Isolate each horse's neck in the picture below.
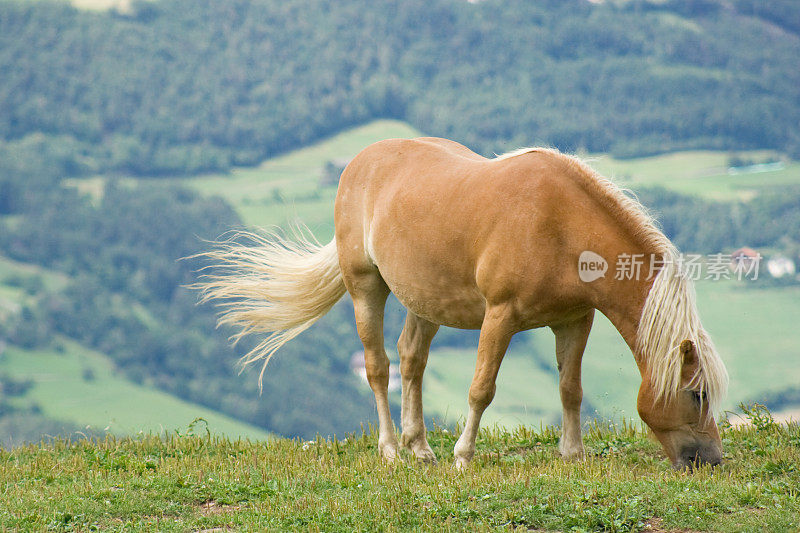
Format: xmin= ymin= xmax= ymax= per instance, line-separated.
xmin=595 ymin=267 xmax=656 ymax=372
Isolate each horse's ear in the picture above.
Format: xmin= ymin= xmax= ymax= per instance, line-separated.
xmin=680 ymin=339 xmax=696 ymax=366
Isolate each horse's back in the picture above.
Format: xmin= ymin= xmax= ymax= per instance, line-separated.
xmin=412 ymin=137 xmax=486 ymax=161
xmin=333 ymin=138 xmax=596 ymax=328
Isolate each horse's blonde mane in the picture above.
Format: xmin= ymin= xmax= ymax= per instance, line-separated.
xmin=495 ymin=146 xmax=729 ymax=412
xmin=637 ymin=260 xmax=729 ymax=413
xmin=493 ymin=147 xmax=542 ymax=161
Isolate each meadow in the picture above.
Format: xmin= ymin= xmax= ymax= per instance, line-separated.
xmin=0 ymin=259 xmax=271 ymax=444
xmin=418 ymin=280 xmax=800 ymax=430
xmin=184 ymin=120 xmax=422 ymax=242
xmin=588 ymin=150 xmax=798 ymax=201
xmin=1 ymin=408 xmax=798 ymax=531
xmin=0 ymin=341 xmax=271 ymax=443
xmin=181 ymin=122 xmax=800 ymax=239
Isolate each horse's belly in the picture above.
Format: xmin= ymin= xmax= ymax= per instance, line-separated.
xmin=387 ymin=279 xmax=486 ymax=329
xmin=369 ymin=222 xmax=487 ymax=328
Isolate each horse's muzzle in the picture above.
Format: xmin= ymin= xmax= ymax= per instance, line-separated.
xmin=674 ymin=444 xmax=722 ymax=471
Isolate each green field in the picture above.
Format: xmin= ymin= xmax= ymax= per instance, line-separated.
xmin=542 ymin=280 xmax=800 ymax=422
xmin=419 ymin=280 xmax=800 ymax=429
xmin=0 ymin=341 xmax=271 ymax=442
xmin=184 ymin=120 xmax=422 ymax=242
xmin=182 ymin=125 xmax=800 ymax=236
xmin=420 ymin=346 xmax=562 ymax=429
xmin=6 ymin=120 xmax=800 ymax=443
xmin=2 ymin=417 xmax=799 ymax=531
xmin=0 ymin=258 xmax=271 ymax=443
xmin=587 ymin=150 xmax=800 ymax=201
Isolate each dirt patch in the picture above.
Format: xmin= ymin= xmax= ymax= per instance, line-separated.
xmin=642 ymin=518 xmax=667 ymax=531
xmin=193 ymin=501 xmax=244 ymax=533
xmin=198 ymin=500 xmax=242 ymax=517
xmin=641 ymin=517 xmax=702 ymax=533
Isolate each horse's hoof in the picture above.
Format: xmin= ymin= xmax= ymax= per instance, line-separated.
xmin=559 ymin=446 xmax=585 ymax=462
xmin=453 ymin=456 xmax=471 ymax=471
xmin=560 ymin=451 xmax=585 ymax=462
xmin=559 ymin=438 xmax=585 ymax=461
xmin=414 ymin=447 xmax=438 ymax=465
xmin=380 ymin=443 xmax=401 ymax=464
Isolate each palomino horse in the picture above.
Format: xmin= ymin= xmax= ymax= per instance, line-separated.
xmin=198 ymin=137 xmax=729 ymax=470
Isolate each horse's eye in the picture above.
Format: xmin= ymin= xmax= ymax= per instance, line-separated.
xmin=691 ymin=390 xmax=706 ymax=404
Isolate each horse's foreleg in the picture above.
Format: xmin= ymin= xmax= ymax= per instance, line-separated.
xmin=551 ymin=309 xmax=594 ymax=460
xmin=352 ymin=282 xmax=398 ymax=462
xmin=398 ymin=312 xmax=439 ymax=463
xmin=453 ymin=305 xmax=515 ymax=469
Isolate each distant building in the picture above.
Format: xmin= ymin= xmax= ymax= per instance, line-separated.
xmin=729 ymin=247 xmax=762 ymax=279
xmin=727 ymin=161 xmax=785 ymax=175
xmin=730 ymin=247 xmax=759 ymax=269
xmin=767 ymin=256 xmax=796 ymax=279
xmin=349 ymin=351 xmax=401 ymax=392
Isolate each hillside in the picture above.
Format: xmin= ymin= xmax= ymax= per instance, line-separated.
xmin=1 ymin=413 xmax=798 ymax=531
xmin=0 ymin=182 xmax=380 ymax=442
xmin=186 ymin=120 xmax=421 ymax=237
xmin=0 ymin=341 xmax=271 ymax=447
xmin=3 ymin=117 xmax=800 ymax=445
xmin=1 ymin=0 xmax=799 ymax=185
xmin=2 ymin=0 xmax=800 ymax=445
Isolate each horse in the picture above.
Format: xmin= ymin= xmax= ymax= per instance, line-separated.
xmin=197 ymin=137 xmax=729 ymax=470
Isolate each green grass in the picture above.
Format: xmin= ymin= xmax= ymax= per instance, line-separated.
xmin=587 ymin=150 xmax=800 ymax=201
xmin=420 ymin=279 xmax=800 ymax=429
xmin=0 ymin=255 xmax=271 ymax=442
xmin=1 ymin=414 xmax=798 ymax=531
xmin=0 ymin=340 xmax=271 ymax=441
xmin=182 ymin=125 xmax=799 ymax=239
xmin=184 ymin=119 xmax=421 ymax=242
xmin=422 ymin=347 xmax=562 ymax=429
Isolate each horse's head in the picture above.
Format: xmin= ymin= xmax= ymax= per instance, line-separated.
xmin=637 ymin=339 xmax=723 ymax=470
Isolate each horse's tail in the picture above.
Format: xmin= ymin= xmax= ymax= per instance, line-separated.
xmin=194 ymin=229 xmax=346 ymax=390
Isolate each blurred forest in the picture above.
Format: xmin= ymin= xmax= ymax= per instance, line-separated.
xmin=1 ymin=0 xmax=799 ymax=183
xmin=1 ymin=0 xmax=799 ymax=439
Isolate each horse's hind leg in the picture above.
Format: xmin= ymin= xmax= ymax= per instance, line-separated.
xmin=550 ymin=309 xmax=594 ymax=460
xmin=349 ymin=272 xmax=399 ymax=462
xmin=453 ymin=304 xmax=515 ymax=469
xmin=398 ymin=312 xmax=439 ymax=463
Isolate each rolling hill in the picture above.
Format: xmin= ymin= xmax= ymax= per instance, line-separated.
xmin=0 ymin=243 xmax=272 ymax=447
xmin=0 ymin=341 xmax=272 ymax=444
xmin=2 ymin=0 xmax=800 ymax=443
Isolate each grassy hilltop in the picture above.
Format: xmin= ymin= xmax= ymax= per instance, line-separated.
xmin=1 ymin=408 xmax=798 ymax=531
